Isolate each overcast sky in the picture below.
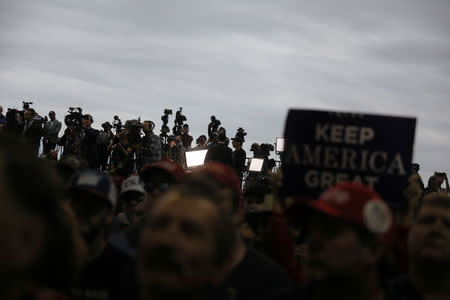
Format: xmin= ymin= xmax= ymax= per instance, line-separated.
xmin=1 ymin=0 xmax=449 ymax=180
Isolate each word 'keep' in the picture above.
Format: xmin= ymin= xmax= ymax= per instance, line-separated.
xmin=315 ymin=124 xmax=375 ymax=145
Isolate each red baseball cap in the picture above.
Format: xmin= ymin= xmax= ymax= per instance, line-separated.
xmin=305 ymin=182 xmax=392 ymax=234
xmin=140 ymin=159 xmax=185 ymax=183
xmin=196 ymin=162 xmax=242 ymax=210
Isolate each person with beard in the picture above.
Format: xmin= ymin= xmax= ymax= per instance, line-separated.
xmin=68 ymin=169 xmax=138 ymax=300
xmin=293 ymin=182 xmax=393 ymax=300
xmin=139 ymin=178 xmax=237 ymax=300
xmin=390 ymin=192 xmax=450 ymax=299
xmin=194 ymin=163 xmax=293 ymax=300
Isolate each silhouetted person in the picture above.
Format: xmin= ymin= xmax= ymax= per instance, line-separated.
xmin=42 ymin=110 xmax=62 ymax=155
xmin=204 ymin=133 xmax=233 ymax=167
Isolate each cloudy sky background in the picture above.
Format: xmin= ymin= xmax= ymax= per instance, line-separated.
xmin=1 ymin=0 xmax=449 ymax=181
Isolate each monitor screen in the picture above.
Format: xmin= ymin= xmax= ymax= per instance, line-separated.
xmin=249 ymin=158 xmax=264 ymax=172
xmin=185 ymin=149 xmax=208 ymax=168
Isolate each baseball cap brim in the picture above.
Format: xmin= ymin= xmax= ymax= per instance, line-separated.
xmin=303 ymin=199 xmax=347 ymax=222
xmin=70 ymin=186 xmax=114 ymax=207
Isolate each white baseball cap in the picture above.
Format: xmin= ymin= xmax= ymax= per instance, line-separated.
xmin=120 ymin=175 xmax=146 ymax=196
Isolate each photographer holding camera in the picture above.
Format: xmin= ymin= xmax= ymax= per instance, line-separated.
xmin=108 ymin=130 xmax=133 ymax=175
xmin=22 ymin=108 xmax=44 ymax=157
xmin=166 ymin=135 xmax=185 ymax=166
xmin=42 ymin=111 xmax=62 ymax=155
xmin=424 ymin=172 xmax=450 ymax=194
xmin=58 ymin=107 xmax=84 ymax=157
xmin=139 ymin=120 xmax=162 ymax=167
xmin=208 ymin=115 xmax=221 ymax=137
xmin=80 ymin=114 xmax=100 ymax=169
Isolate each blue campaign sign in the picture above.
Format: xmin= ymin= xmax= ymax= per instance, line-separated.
xmin=282 ymin=109 xmax=416 ymax=206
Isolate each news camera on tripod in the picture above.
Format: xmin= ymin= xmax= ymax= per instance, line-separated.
xmin=172 ymin=107 xmax=187 ymax=137
xmin=159 ymin=109 xmax=172 ymax=156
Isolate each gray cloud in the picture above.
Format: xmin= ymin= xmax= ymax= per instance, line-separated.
xmin=1 ymin=0 xmax=449 ymax=179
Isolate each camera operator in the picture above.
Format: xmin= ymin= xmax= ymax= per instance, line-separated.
xmin=232 ymin=136 xmax=247 ymax=182
xmin=424 ymin=172 xmax=450 ymax=194
xmin=204 ymin=132 xmax=233 ymax=167
xmin=108 ymin=130 xmax=134 ymax=175
xmin=42 ymin=111 xmax=62 ymax=155
xmin=22 ymin=108 xmax=44 ymax=157
xmin=139 ymin=120 xmax=161 ymax=167
xmin=181 ymin=123 xmax=193 ymax=149
xmin=98 ymin=122 xmax=114 ymax=171
xmin=80 ymin=114 xmax=100 ymax=169
xmin=58 ymin=107 xmax=84 ymax=157
xmin=208 ymin=115 xmax=221 ymax=136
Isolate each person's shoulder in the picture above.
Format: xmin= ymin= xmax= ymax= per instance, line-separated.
xmin=386 ymin=276 xmax=421 ymax=300
xmin=237 ymin=247 xmax=292 ymax=284
xmin=224 ymin=247 xmax=294 ymax=299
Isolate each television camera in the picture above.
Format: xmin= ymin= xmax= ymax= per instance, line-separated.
xmin=232 ymin=127 xmax=247 ymax=143
xmin=64 ymin=107 xmax=83 ymax=127
xmin=4 ymin=101 xmax=35 ymax=133
xmin=112 ymin=115 xmax=123 ymax=133
xmin=160 ymin=109 xmax=172 ymax=139
xmin=172 ymin=107 xmax=187 ymax=136
xmin=58 ymin=107 xmax=84 ymax=156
